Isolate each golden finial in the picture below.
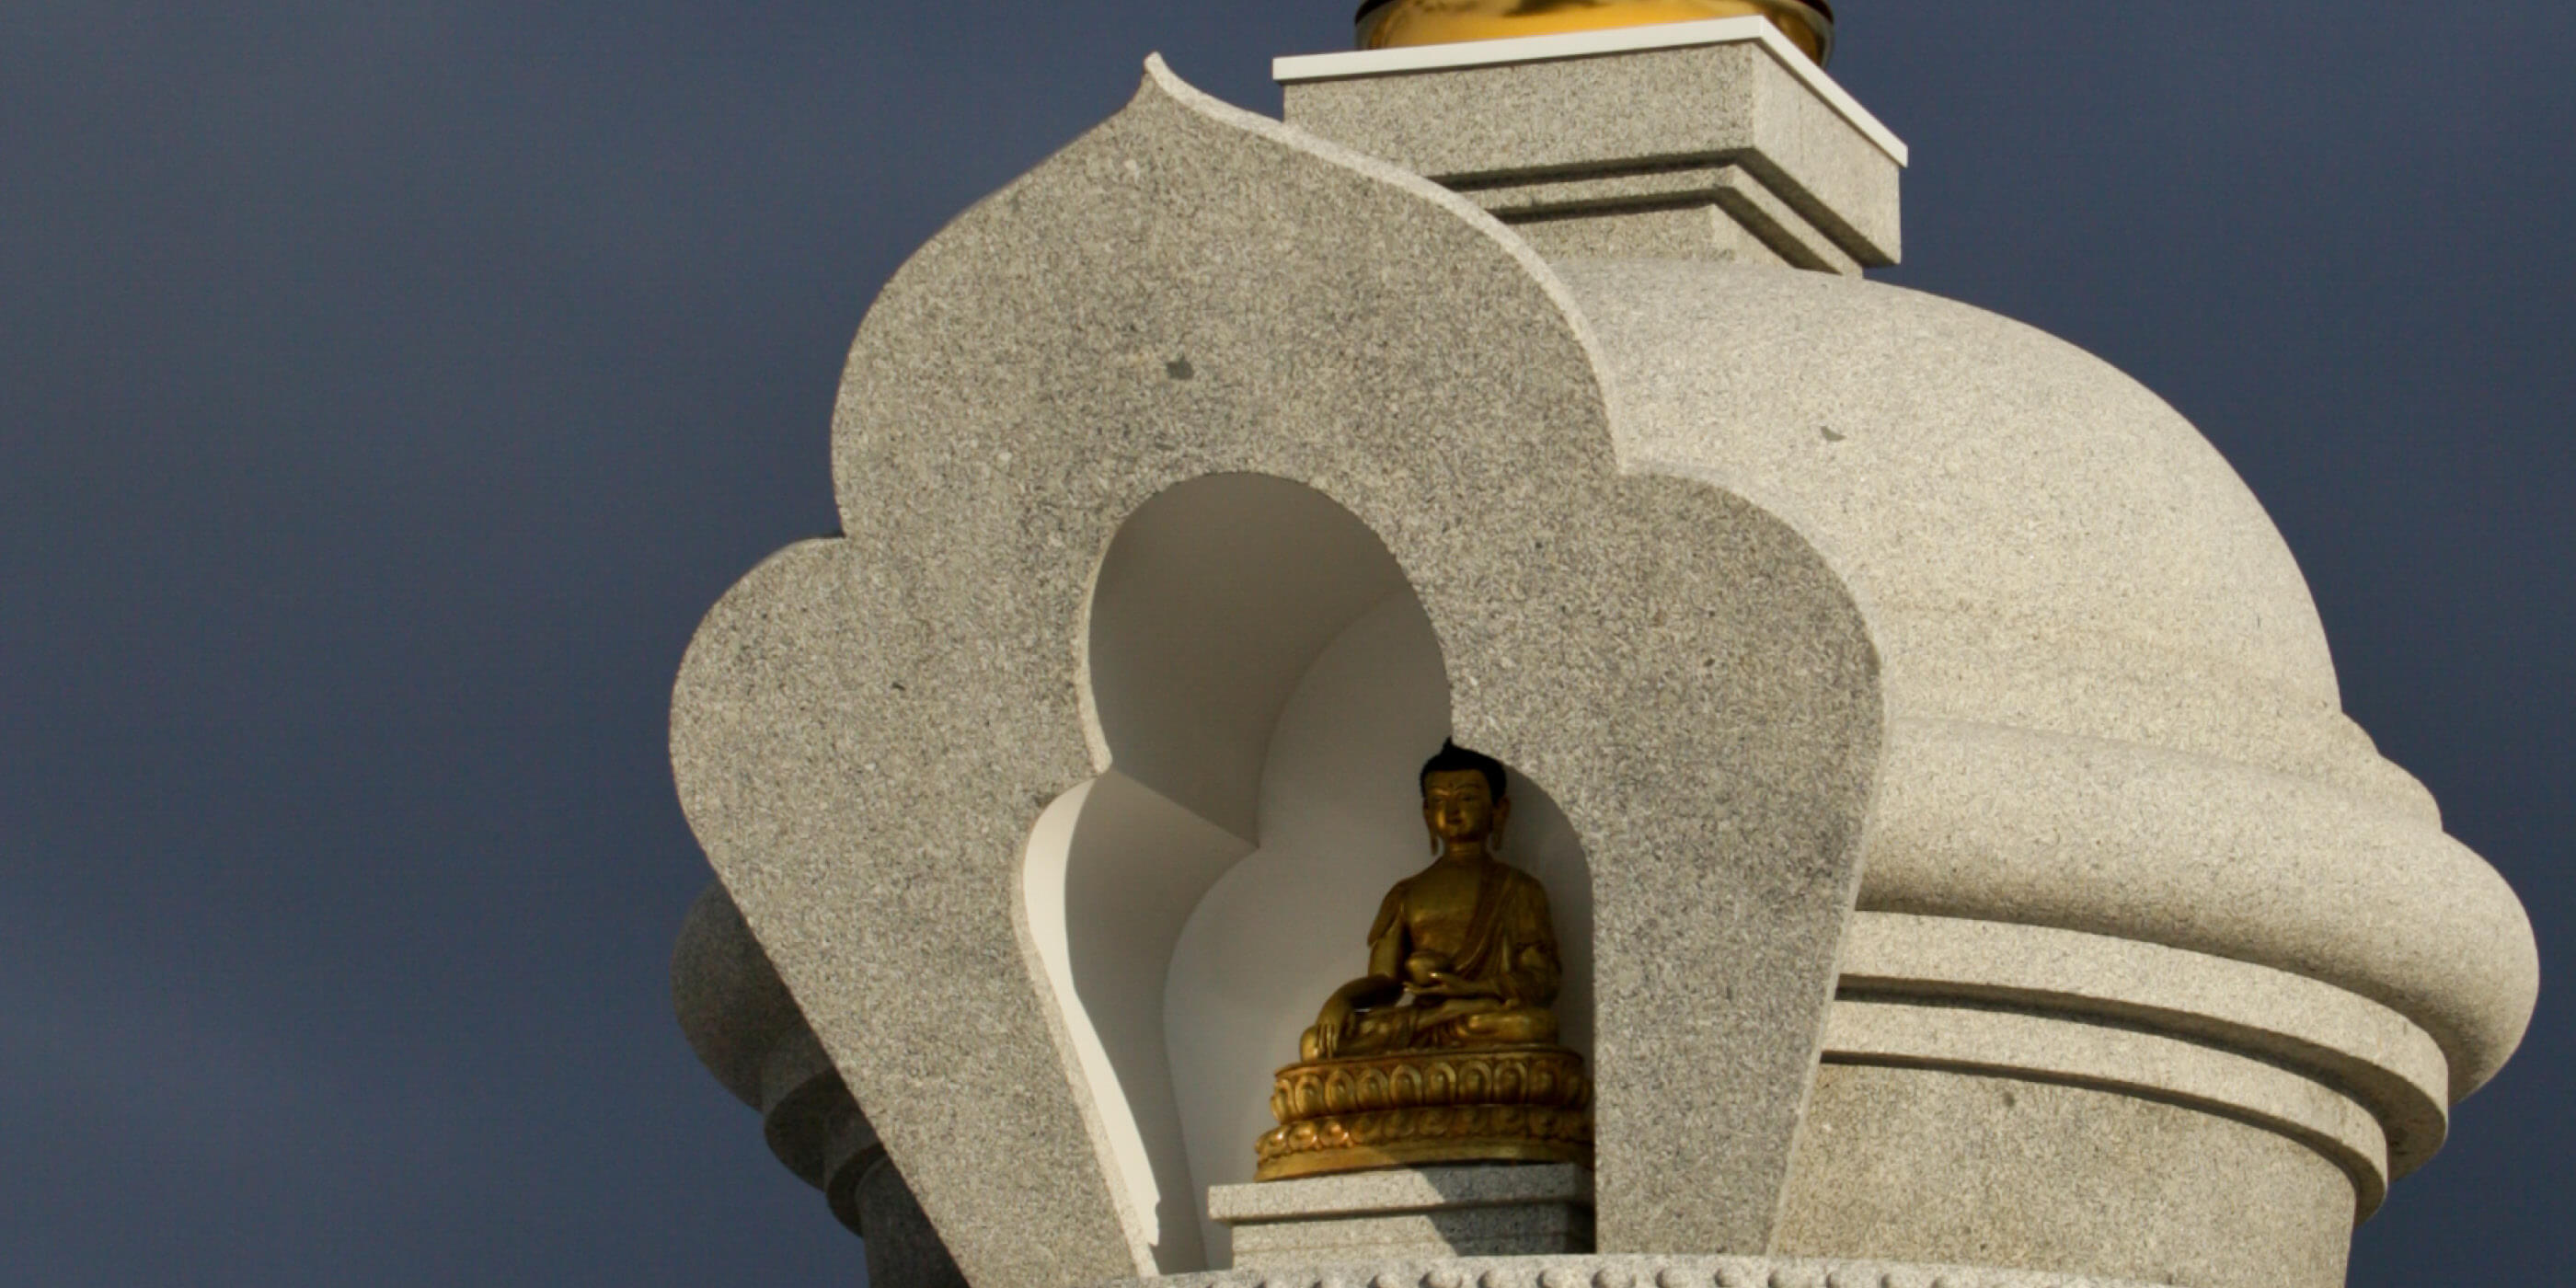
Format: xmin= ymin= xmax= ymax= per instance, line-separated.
xmin=1355 ymin=0 xmax=1834 ymax=65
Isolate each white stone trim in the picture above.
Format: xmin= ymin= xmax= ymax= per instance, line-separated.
xmin=1271 ymin=18 xmax=1909 ymax=167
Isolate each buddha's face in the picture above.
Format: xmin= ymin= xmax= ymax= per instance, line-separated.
xmin=1423 ymin=769 xmax=1509 ymax=852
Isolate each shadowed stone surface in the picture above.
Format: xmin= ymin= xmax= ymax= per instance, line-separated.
xmin=672 ymin=883 xmax=968 ymax=1284
xmin=858 ymin=1156 xmax=973 ymax=1288
xmin=1214 ymin=1166 xmax=1594 ymax=1265
xmin=671 ymin=882 xmax=811 ymax=1112
xmin=671 ymin=57 xmax=1880 ymax=1288
xmin=1210 ymin=1167 xmax=1593 ymax=1224
xmin=1777 ymin=1065 xmax=2356 ymax=1288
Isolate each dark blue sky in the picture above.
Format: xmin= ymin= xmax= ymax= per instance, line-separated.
xmin=2 ymin=2 xmax=2566 ymax=1283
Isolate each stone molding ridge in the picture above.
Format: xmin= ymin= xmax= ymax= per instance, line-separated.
xmin=1110 ymin=1254 xmax=2161 ymax=1288
xmin=1459 ymin=163 xmax=1866 ymax=275
xmin=1270 ymin=17 xmax=1909 ymax=167
xmin=1859 ymin=717 xmax=2535 ymax=1101
xmin=1820 ymin=997 xmax=2390 ymax=1218
xmin=1834 ymin=911 xmax=2448 ymax=1182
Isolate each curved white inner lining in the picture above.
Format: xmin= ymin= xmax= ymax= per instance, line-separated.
xmin=1031 ymin=474 xmax=1595 ymax=1272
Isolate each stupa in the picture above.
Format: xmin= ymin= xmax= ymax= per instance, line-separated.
xmin=668 ymin=10 xmax=2539 ymax=1288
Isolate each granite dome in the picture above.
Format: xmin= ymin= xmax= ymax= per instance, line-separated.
xmin=1561 ymin=258 xmax=2536 ymax=1096
xmin=1567 ymin=261 xmax=2371 ymax=789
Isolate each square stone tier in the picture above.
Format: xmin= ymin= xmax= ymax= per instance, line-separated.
xmin=1275 ymin=17 xmax=1905 ymax=271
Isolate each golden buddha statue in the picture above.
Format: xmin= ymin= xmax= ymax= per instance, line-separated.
xmin=1257 ymin=742 xmax=1592 ymax=1180
xmin=1355 ymin=0 xmax=1835 ymax=65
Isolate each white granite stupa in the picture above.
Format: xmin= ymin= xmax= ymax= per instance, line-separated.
xmin=670 ymin=16 xmax=2538 ymax=1288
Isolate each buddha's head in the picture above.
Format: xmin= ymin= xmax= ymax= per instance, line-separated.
xmin=1420 ymin=739 xmax=1512 ymax=856
xmin=1355 ymin=0 xmax=1835 ymax=65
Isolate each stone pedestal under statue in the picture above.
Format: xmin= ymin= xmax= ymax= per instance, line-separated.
xmin=1213 ymin=1166 xmax=1593 ymax=1266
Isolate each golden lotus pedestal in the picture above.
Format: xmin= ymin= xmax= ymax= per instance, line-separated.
xmin=1255 ymin=1046 xmax=1593 ymax=1181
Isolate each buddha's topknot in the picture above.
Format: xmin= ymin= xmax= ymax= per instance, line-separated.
xmin=1420 ymin=739 xmax=1508 ymax=800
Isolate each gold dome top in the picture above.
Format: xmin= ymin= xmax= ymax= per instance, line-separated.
xmin=1355 ymin=0 xmax=1834 ymax=65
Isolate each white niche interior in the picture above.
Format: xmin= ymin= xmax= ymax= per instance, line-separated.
xmin=1024 ymin=474 xmax=1594 ymax=1272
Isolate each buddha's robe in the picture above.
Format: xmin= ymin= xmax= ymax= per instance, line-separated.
xmin=1338 ymin=858 xmax=1563 ymax=1054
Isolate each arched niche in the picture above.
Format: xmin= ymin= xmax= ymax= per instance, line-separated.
xmin=1023 ymin=474 xmax=1594 ymax=1272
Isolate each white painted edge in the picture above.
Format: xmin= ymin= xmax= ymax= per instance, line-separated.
xmin=1017 ymin=778 xmax=1165 ymax=1270
xmin=1271 ymin=17 xmax=1909 ymax=167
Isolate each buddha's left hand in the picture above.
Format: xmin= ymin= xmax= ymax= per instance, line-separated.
xmin=1419 ymin=969 xmax=1500 ymax=999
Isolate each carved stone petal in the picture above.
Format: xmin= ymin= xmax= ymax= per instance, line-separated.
xmin=672 ymin=58 xmax=1881 ymax=1288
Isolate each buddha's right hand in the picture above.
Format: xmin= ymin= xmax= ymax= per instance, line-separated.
xmin=1307 ymin=996 xmax=1355 ymax=1059
xmin=1403 ymin=950 xmax=1455 ymax=990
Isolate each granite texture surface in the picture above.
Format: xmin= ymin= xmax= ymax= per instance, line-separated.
xmin=671 ymin=57 xmax=1880 ymax=1288
xmin=672 ymin=882 xmax=966 ymax=1280
xmin=671 ymin=880 xmax=809 ymax=1110
xmin=1102 ymin=1254 xmax=2162 ymax=1288
xmin=1820 ymin=998 xmax=2387 ymax=1214
xmin=1871 ymin=717 xmax=2531 ymax=1100
xmin=1838 ymin=912 xmax=2448 ymax=1177
xmin=1281 ymin=39 xmax=1898 ymax=266
xmin=1505 ymin=202 xmax=1789 ymax=268
xmin=1552 ymin=259 xmax=2365 ymax=789
xmin=858 ymin=1155 xmax=972 ymax=1288
xmin=672 ymin=881 xmax=870 ymax=1188
xmin=1777 ymin=1065 xmax=2356 ymax=1288
xmin=1555 ymin=258 xmax=2539 ymax=1101
xmin=1466 ymin=167 xmax=1864 ymax=272
xmin=753 ymin=1031 xmax=851 ymax=1189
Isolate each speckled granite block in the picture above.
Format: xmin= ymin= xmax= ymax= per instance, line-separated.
xmin=1777 ymin=1065 xmax=2356 ymax=1288
xmin=672 ymin=883 xmax=966 ymax=1286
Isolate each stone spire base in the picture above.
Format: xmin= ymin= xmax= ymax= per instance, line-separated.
xmin=1274 ymin=17 xmax=1903 ymax=270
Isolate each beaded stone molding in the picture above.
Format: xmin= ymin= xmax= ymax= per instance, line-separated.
xmin=1110 ymin=1256 xmax=2160 ymax=1288
xmin=1257 ymin=1047 xmax=1594 ymax=1179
